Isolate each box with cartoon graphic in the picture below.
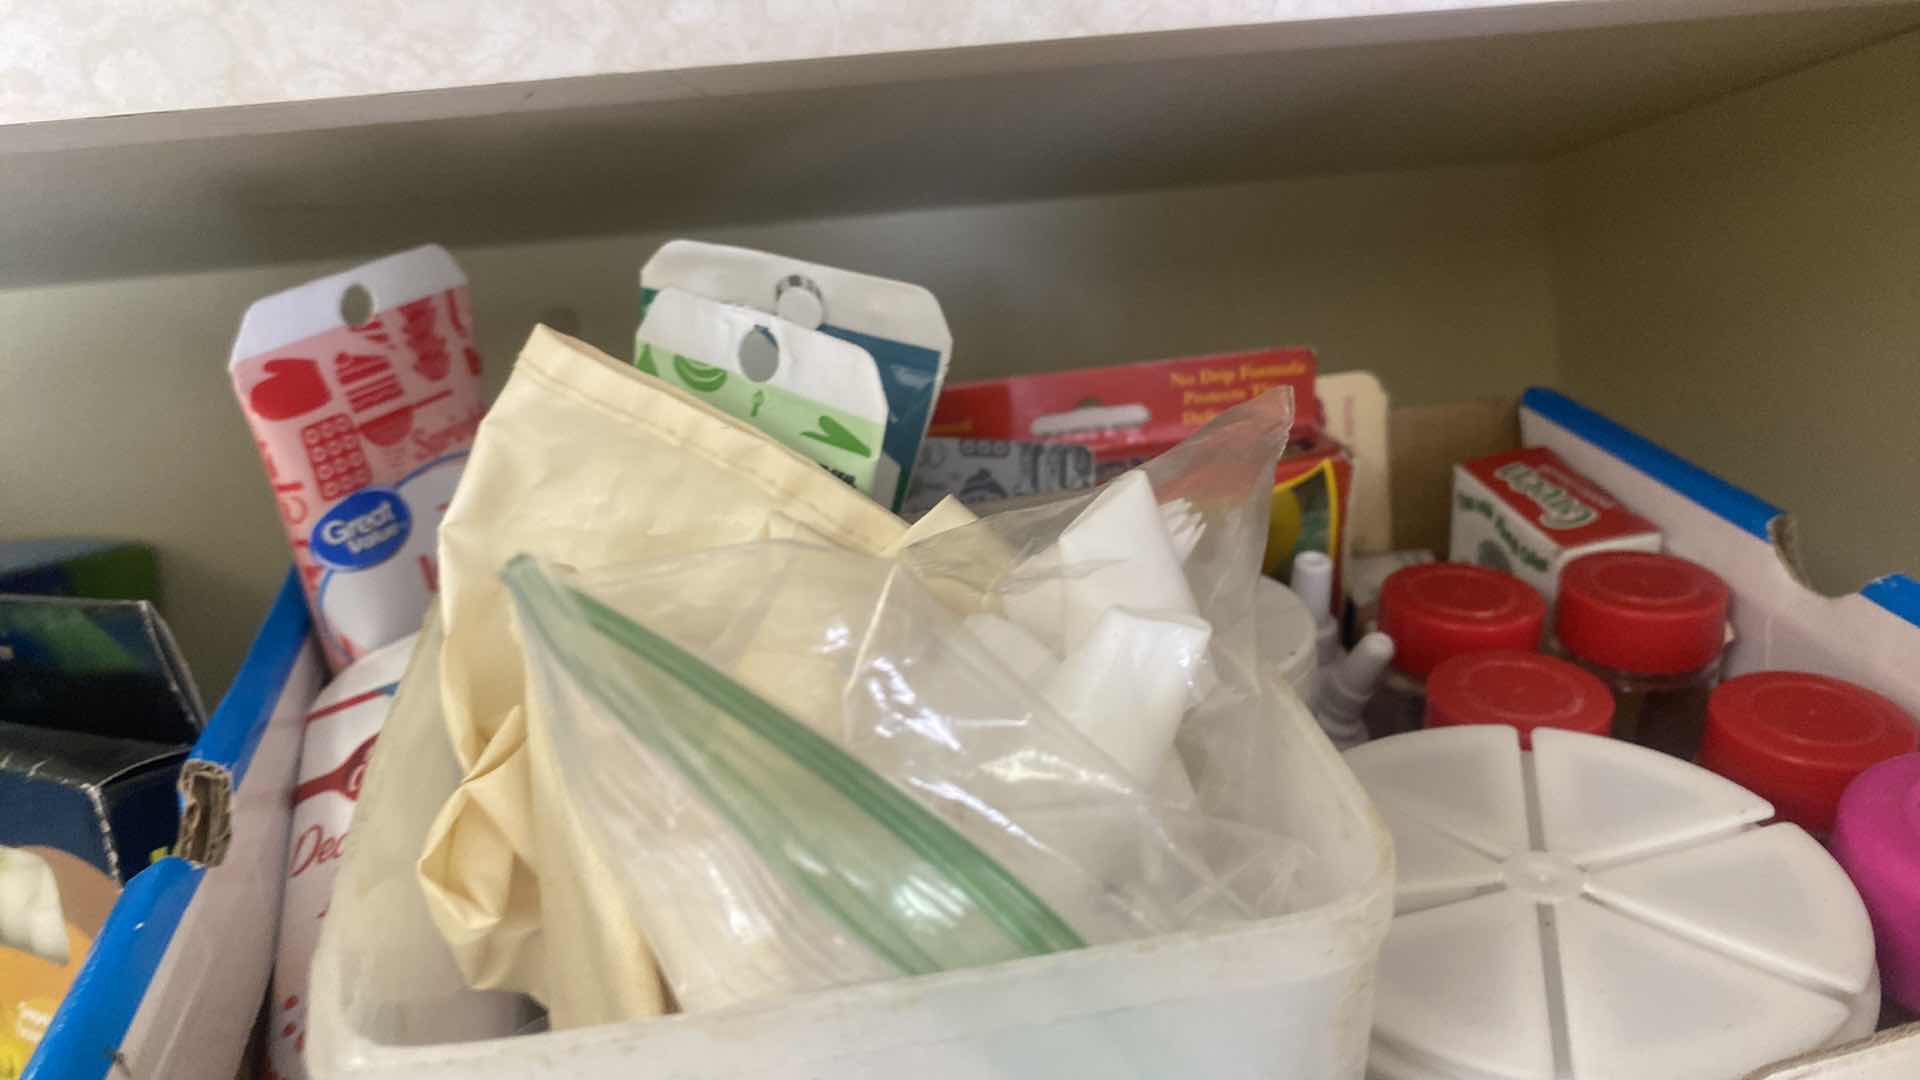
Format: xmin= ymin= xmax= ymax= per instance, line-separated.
xmin=1450 ymin=445 xmax=1662 ymax=600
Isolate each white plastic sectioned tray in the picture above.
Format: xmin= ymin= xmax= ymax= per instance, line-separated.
xmin=1347 ymin=726 xmax=1879 ymax=1080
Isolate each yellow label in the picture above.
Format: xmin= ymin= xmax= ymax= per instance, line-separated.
xmin=1264 ymin=460 xmax=1341 ymax=577
xmin=0 ymin=925 xmax=93 ymax=1073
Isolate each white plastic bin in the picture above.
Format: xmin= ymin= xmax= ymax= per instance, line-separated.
xmin=305 ymin=618 xmax=1395 ymax=1080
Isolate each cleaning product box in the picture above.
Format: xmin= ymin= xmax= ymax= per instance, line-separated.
xmin=1450 ymin=445 xmax=1661 ymax=600
xmin=930 ymin=348 xmax=1354 ymax=596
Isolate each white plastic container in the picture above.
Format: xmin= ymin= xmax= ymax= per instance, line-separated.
xmin=1257 ymin=576 xmax=1319 ymax=700
xmin=1346 ymin=726 xmax=1879 ymax=1080
xmin=305 ymin=632 xmax=1391 ymax=1079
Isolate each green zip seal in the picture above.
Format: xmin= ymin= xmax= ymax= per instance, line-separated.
xmin=504 ymin=556 xmax=1086 ymax=975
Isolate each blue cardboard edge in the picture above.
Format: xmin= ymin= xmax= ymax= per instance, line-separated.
xmin=25 ymin=569 xmax=312 ymax=1080
xmin=187 ymin=569 xmax=311 ymax=788
xmin=1862 ymin=575 xmax=1920 ymax=628
xmin=1522 ymin=386 xmax=1920 ymax=630
xmin=1520 ymin=387 xmax=1782 ymax=540
xmin=25 ymin=860 xmax=202 ymax=1080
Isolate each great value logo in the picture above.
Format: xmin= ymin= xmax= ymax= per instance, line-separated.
xmin=1493 ymin=462 xmax=1597 ymax=531
xmin=309 ymin=488 xmax=412 ymax=570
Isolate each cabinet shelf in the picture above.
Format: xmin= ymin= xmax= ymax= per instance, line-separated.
xmin=3 ymin=3 xmax=1917 ymax=287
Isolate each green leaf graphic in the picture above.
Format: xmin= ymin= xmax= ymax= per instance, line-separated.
xmin=673 ymin=354 xmax=730 ymax=393
xmin=634 ymin=343 xmax=660 ymax=376
xmin=801 ymin=414 xmax=871 ymax=455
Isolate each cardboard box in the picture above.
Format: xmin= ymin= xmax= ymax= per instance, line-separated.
xmin=0 ymin=595 xmax=204 ymax=745
xmin=31 ymin=388 xmax=1920 ymax=1080
xmin=1 ymin=724 xmax=187 ymax=1074
xmin=25 ymin=577 xmax=315 ymax=1080
xmin=899 ymin=438 xmax=1097 ymax=519
xmin=930 ymin=348 xmax=1355 ymax=601
xmin=0 ymin=541 xmax=158 ymax=603
xmin=1449 ymin=445 xmax=1661 ymax=599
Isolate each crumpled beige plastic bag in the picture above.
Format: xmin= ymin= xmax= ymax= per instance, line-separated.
xmin=415 ymin=326 xmax=906 ymax=1028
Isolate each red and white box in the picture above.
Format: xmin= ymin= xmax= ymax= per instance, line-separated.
xmin=1450 ymin=445 xmax=1660 ymax=600
xmin=930 ymin=348 xmax=1355 ymax=609
xmin=265 ymin=633 xmax=413 ymax=1080
xmin=229 ymin=246 xmax=485 ymax=671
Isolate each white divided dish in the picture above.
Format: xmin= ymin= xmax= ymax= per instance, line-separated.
xmin=1346 ymin=727 xmax=1879 ymax=1080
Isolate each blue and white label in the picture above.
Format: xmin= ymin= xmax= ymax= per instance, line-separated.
xmin=310 ymin=488 xmax=412 ymax=570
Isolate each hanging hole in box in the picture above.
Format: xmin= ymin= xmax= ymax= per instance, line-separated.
xmin=738 ymin=325 xmax=781 ymax=383
xmin=338 ymin=283 xmax=374 ymax=328
xmin=773 ymin=273 xmax=826 ymax=329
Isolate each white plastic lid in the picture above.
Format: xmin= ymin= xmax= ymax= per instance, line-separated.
xmin=1346 ymin=727 xmax=1877 ymax=1080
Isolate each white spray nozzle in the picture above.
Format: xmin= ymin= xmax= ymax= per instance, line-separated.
xmin=1290 ymin=551 xmax=1335 ymax=626
xmin=1312 ymin=631 xmax=1394 ymax=749
xmin=1290 ymin=550 xmax=1343 ymax=667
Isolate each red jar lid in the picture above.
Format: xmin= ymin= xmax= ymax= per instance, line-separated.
xmin=1701 ymin=671 xmax=1919 ymax=834
xmin=1426 ymin=650 xmax=1614 ymax=748
xmin=1378 ymin=563 xmax=1546 ymax=678
xmin=1556 ymin=552 xmax=1729 ymax=675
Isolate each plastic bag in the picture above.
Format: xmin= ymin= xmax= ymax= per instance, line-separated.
xmin=505 ymin=387 xmax=1306 ymax=1012
xmin=414 ymin=326 xmax=907 ymax=1028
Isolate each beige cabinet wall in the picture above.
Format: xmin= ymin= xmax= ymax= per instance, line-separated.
xmin=1548 ymin=30 xmax=1920 ymax=596
xmin=8 ymin=21 xmax=1918 ymax=698
xmin=0 ymin=162 xmax=1557 ymax=695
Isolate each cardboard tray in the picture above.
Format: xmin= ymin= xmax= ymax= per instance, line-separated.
xmin=26 ymin=387 xmax=1920 ymax=1080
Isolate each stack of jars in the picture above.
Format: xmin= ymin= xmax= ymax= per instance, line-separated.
xmin=1363 ymin=552 xmax=1917 ymax=836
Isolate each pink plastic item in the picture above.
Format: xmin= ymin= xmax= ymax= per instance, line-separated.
xmin=1829 ymin=752 xmax=1920 ymax=1014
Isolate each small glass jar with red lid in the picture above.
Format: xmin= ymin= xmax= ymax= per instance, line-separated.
xmin=1701 ymin=671 xmax=1918 ymax=836
xmin=1552 ymin=551 xmax=1730 ymax=760
xmin=1425 ymin=650 xmax=1615 ymax=748
xmin=1362 ymin=563 xmax=1548 ymax=740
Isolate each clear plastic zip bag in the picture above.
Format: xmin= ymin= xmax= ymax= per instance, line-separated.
xmin=504 ymin=388 xmax=1306 ymax=1013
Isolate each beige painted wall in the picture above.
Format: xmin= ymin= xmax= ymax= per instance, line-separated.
xmin=1548 ymin=29 xmax=1920 ymax=596
xmin=0 ymin=163 xmax=1556 ymax=696
xmin=15 ymin=0 xmax=1917 ymax=706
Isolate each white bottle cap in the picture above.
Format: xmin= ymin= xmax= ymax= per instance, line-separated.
xmin=1290 ymin=551 xmax=1335 ymax=626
